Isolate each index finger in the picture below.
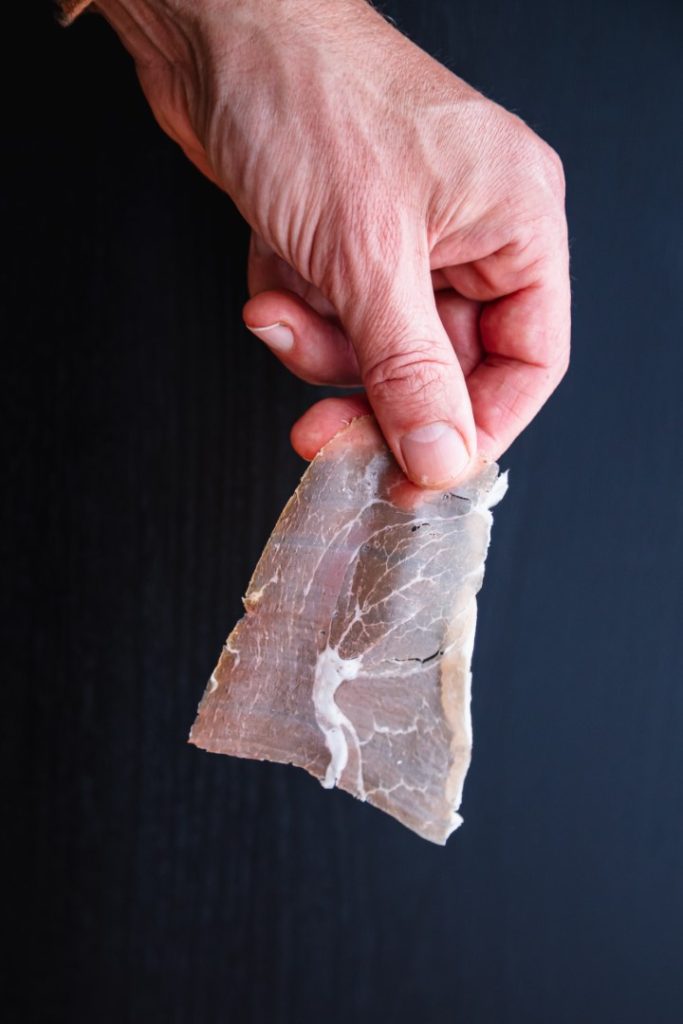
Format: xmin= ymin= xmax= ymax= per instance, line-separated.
xmin=466 ymin=264 xmax=571 ymax=461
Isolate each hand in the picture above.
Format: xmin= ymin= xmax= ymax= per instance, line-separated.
xmin=97 ymin=0 xmax=570 ymax=487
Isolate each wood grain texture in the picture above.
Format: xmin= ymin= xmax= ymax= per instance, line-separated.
xmin=3 ymin=3 xmax=683 ymax=1022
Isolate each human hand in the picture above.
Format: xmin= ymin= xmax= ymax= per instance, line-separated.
xmin=97 ymin=0 xmax=570 ymax=487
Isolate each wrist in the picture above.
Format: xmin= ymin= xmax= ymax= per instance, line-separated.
xmin=94 ymin=0 xmax=371 ymax=70
xmin=93 ymin=0 xmax=200 ymax=67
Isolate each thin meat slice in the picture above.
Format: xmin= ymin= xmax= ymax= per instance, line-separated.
xmin=190 ymin=416 xmax=507 ymax=844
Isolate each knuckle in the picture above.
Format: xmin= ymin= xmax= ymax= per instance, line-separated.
xmin=510 ymin=128 xmax=566 ymax=211
xmin=364 ymin=349 xmax=451 ymax=409
xmin=538 ymin=141 xmax=566 ymax=200
xmin=542 ymin=345 xmax=570 ymax=392
xmin=554 ymin=345 xmax=571 ymax=381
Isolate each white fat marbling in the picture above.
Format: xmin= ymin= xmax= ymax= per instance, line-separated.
xmin=312 ymin=645 xmax=363 ymax=791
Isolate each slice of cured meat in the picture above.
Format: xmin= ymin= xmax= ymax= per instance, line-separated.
xmin=190 ymin=416 xmax=507 ymax=844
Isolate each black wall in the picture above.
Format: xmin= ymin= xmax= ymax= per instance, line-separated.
xmin=4 ymin=2 xmax=682 ymax=1022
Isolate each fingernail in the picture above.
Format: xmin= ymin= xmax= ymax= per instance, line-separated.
xmin=247 ymin=322 xmax=294 ymax=354
xmin=400 ymin=421 xmax=470 ymax=487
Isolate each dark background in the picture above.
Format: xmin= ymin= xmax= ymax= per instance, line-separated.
xmin=3 ymin=1 xmax=682 ymax=1021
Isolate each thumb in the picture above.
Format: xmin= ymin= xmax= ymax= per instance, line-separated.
xmin=339 ymin=256 xmax=477 ymax=489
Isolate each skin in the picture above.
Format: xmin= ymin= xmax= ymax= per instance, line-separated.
xmin=94 ymin=0 xmax=570 ymax=487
